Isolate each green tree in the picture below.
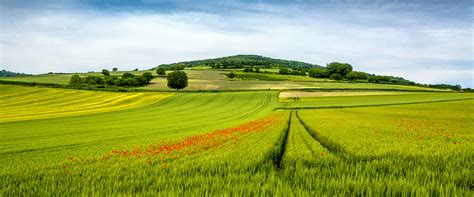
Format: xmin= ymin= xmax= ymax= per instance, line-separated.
xmin=101 ymin=69 xmax=110 ymax=76
xmin=142 ymin=72 xmax=154 ymax=83
xmin=112 ymin=68 xmax=118 ymax=72
xmin=167 ymin=71 xmax=188 ymax=90
xmin=69 ymin=74 xmax=82 ymax=85
xmin=346 ymin=71 xmax=368 ymax=80
xmin=156 ymin=68 xmax=166 ymax=76
xmin=243 ymin=67 xmax=254 ymax=72
xmin=122 ymin=72 xmax=134 ymax=79
xmin=309 ymin=68 xmax=329 ymax=78
xmin=330 ymin=73 xmax=343 ymax=80
xmin=279 ymin=68 xmax=290 ymax=75
xmin=327 ymin=62 xmax=353 ymax=76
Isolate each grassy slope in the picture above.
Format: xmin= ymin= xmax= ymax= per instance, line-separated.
xmin=278 ymin=100 xmax=473 ymax=194
xmin=0 ymin=87 xmax=279 ymax=179
xmin=0 ymin=85 xmax=173 ymax=122
xmin=1 ymin=83 xmax=473 ymax=194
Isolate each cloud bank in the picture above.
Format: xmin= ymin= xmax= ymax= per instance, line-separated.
xmin=0 ymin=0 xmax=472 ymax=87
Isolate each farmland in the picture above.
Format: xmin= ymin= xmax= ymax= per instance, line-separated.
xmin=1 ymin=81 xmax=473 ymax=195
xmin=1 ymin=69 xmax=447 ymax=91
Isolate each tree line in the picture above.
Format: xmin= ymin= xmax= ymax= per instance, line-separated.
xmin=69 ymin=70 xmax=154 ymax=87
xmin=69 ymin=68 xmax=189 ymax=90
xmin=157 ymin=55 xmax=323 ymax=70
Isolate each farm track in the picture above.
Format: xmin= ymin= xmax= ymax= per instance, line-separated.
xmin=295 ymin=111 xmax=448 ymax=163
xmin=273 ymin=111 xmax=292 ymax=169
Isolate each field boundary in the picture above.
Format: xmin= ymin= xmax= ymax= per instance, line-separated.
xmin=0 ymin=80 xmax=457 ymax=93
xmin=276 ymin=98 xmax=474 ymax=110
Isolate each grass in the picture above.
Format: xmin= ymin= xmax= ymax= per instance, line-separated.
xmin=1 ymin=70 xmax=447 ymax=91
xmin=279 ymin=90 xmax=420 ymax=98
xmin=278 ymin=92 xmax=474 ymax=109
xmin=0 ymin=85 xmax=172 ymax=122
xmin=1 ymin=84 xmax=473 ymax=195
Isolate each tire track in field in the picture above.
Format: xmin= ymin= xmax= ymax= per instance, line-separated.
xmin=295 ymin=111 xmax=401 ymax=163
xmin=237 ymin=92 xmax=272 ymax=120
xmin=273 ymin=111 xmax=292 ymax=169
xmin=295 ymin=111 xmax=351 ymax=160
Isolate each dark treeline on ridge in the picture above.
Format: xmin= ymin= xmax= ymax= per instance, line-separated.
xmin=156 ymin=55 xmax=324 ymax=69
xmin=0 ymin=70 xmax=31 ymax=77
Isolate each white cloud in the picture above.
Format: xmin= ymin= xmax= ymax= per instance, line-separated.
xmin=0 ymin=5 xmax=472 ymax=87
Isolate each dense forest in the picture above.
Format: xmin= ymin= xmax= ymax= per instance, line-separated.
xmin=156 ymin=55 xmax=323 ymax=69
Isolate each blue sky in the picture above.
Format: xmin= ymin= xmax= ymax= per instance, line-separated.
xmin=0 ymin=0 xmax=472 ymax=87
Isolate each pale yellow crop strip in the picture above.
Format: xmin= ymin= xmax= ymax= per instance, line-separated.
xmin=1 ymin=94 xmax=171 ymax=122
xmin=2 ymin=93 xmax=165 ymax=119
xmin=0 ymin=86 xmax=173 ymax=122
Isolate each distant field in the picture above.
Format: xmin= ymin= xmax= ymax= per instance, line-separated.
xmin=0 ymin=85 xmax=172 ymax=122
xmin=279 ymin=90 xmax=417 ymax=98
xmin=1 ymin=70 xmax=447 ymax=92
xmin=278 ymin=92 xmax=474 ymax=108
xmin=144 ymin=70 xmax=446 ymax=91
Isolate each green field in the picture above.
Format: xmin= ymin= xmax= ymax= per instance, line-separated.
xmin=1 ymin=83 xmax=473 ymax=195
xmin=1 ymin=69 xmax=447 ymax=91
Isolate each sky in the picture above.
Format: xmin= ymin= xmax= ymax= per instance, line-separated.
xmin=0 ymin=0 xmax=472 ymax=87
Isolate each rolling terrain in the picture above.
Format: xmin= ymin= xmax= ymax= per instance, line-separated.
xmin=1 ymin=70 xmax=473 ymax=195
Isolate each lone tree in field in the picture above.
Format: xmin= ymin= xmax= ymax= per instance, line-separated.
xmin=167 ymin=71 xmax=188 ymax=90
xmin=112 ymin=68 xmax=118 ymax=72
xmin=69 ymin=74 xmax=82 ymax=85
xmin=101 ymin=69 xmax=110 ymax=76
xmin=156 ymin=68 xmax=166 ymax=76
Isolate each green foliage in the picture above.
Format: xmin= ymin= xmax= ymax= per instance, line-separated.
xmin=428 ymin=84 xmax=462 ymax=91
xmin=279 ymin=68 xmax=290 ymax=75
xmin=345 ymin=71 xmax=368 ymax=80
xmin=156 ymin=68 xmax=166 ymax=76
xmin=243 ymin=67 xmax=254 ymax=72
xmin=69 ymin=74 xmax=82 ymax=85
xmin=169 ymin=64 xmax=185 ymax=70
xmin=142 ymin=72 xmax=154 ymax=83
xmin=167 ymin=71 xmax=188 ymax=90
xmin=227 ymin=72 xmax=236 ymax=79
xmin=326 ymin=62 xmax=353 ymax=76
xmin=0 ymin=70 xmax=31 ymax=77
xmin=329 ymin=73 xmax=343 ymax=80
xmin=308 ymin=68 xmax=329 ymax=78
xmin=84 ymin=75 xmax=104 ymax=85
xmin=112 ymin=68 xmax=118 ymax=72
xmin=101 ymin=69 xmax=110 ymax=76
xmin=68 ymin=72 xmax=151 ymax=87
xmin=122 ymin=72 xmax=134 ymax=79
xmin=156 ymin=55 xmax=323 ymax=70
